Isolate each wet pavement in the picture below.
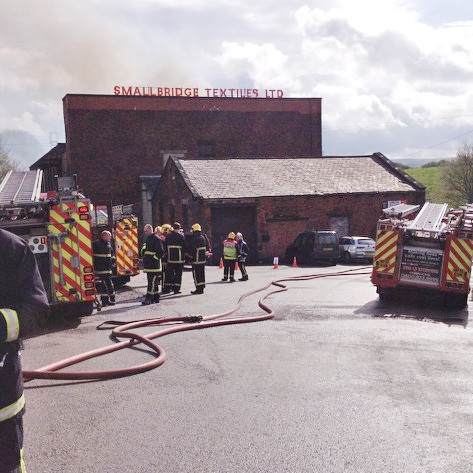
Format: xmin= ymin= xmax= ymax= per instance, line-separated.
xmin=22 ymin=264 xmax=473 ymax=472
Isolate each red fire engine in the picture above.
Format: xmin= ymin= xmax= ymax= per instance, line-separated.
xmin=371 ymin=202 xmax=473 ymax=308
xmin=0 ymin=171 xmax=96 ymax=317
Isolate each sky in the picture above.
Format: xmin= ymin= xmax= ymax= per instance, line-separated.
xmin=0 ymin=0 xmax=472 ymax=168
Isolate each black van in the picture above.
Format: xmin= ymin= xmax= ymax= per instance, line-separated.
xmin=285 ymin=230 xmax=339 ymax=266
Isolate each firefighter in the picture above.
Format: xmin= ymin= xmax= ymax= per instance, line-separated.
xmin=187 ymin=223 xmax=210 ymax=294
xmin=236 ymin=232 xmax=249 ymax=281
xmin=162 ymin=222 xmax=185 ymax=294
xmin=0 ymin=228 xmax=49 ymax=473
xmin=142 ymin=224 xmax=164 ymax=305
xmin=222 ymin=232 xmax=238 ymax=282
xmin=93 ymin=230 xmax=116 ymax=306
xmin=158 ymin=224 xmax=172 ymax=293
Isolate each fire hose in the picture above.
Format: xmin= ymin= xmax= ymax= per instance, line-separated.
xmin=23 ymin=267 xmax=371 ymax=382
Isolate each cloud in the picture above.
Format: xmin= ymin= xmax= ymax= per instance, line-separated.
xmin=0 ymin=0 xmax=472 ymax=165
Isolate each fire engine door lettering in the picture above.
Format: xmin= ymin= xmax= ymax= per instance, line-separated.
xmin=453 ymin=268 xmax=467 ymax=279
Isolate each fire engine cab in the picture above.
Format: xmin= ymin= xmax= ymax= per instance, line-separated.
xmin=372 ymin=202 xmax=473 ymax=308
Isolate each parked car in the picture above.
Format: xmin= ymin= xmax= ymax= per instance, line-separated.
xmin=285 ymin=230 xmax=339 ymax=266
xmin=339 ymin=236 xmax=375 ymax=263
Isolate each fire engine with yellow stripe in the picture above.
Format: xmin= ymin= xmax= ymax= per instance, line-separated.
xmin=0 ymin=170 xmax=139 ymax=318
xmin=89 ymin=202 xmax=140 ymax=286
xmin=372 ymin=202 xmax=473 ymax=308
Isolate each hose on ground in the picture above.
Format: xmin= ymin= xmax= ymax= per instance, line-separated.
xmin=23 ymin=266 xmax=371 ymax=382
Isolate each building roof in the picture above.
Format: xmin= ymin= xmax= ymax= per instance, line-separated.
xmin=173 ymin=153 xmax=424 ymax=200
xmin=30 ymin=143 xmax=66 ymax=170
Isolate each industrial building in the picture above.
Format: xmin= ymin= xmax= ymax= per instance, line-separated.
xmin=30 ymin=93 xmax=425 ymax=263
xmin=32 ymin=94 xmax=322 ymax=223
xmin=156 ymin=153 xmax=425 ymax=263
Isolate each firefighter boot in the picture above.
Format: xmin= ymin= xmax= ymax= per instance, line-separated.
xmin=101 ymin=296 xmax=110 ymax=306
xmin=108 ymin=294 xmax=116 ymax=306
xmin=153 ymin=294 xmax=160 ymax=303
xmin=142 ymin=297 xmax=153 ymax=305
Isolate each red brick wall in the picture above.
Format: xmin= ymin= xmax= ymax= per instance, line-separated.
xmin=156 ymin=162 xmax=423 ymax=263
xmin=63 ymin=95 xmax=322 ymax=213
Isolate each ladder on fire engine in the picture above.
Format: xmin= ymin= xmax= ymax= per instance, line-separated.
xmin=0 ymin=170 xmax=43 ymax=207
xmin=407 ymin=202 xmax=448 ymax=232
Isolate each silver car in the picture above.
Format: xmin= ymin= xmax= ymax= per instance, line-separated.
xmin=339 ymin=236 xmax=375 ymax=263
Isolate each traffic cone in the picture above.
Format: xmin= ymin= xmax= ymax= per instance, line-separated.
xmin=273 ymin=257 xmax=279 ymax=269
xmin=235 ymin=261 xmax=239 ymax=271
xmin=219 ymin=257 xmax=224 ymax=269
xmin=292 ymin=257 xmax=298 ymax=268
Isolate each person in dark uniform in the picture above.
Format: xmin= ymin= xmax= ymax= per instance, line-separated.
xmin=236 ymin=232 xmax=249 ymax=281
xmin=159 ymin=224 xmax=172 ymax=295
xmin=162 ymin=222 xmax=185 ymax=295
xmin=142 ymin=224 xmax=164 ymax=305
xmin=0 ymin=228 xmax=49 ymax=473
xmin=92 ymin=230 xmax=116 ymax=306
xmin=187 ymin=223 xmax=211 ymax=295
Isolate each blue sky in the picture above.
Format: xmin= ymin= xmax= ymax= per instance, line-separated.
xmin=0 ymin=0 xmax=472 ymax=167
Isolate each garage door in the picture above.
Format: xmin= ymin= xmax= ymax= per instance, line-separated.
xmin=211 ymin=206 xmax=257 ymax=264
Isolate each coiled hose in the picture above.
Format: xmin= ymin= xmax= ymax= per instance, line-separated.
xmin=23 ymin=267 xmax=371 ymax=382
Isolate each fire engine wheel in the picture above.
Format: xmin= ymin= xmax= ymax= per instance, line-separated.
xmin=444 ymin=293 xmax=468 ymax=309
xmin=377 ymin=287 xmax=399 ymax=303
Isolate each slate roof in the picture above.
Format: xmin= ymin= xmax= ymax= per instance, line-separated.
xmin=173 ymin=154 xmax=423 ymax=200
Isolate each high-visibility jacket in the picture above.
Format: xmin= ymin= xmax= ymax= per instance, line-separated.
xmin=142 ymin=234 xmax=164 ymax=273
xmin=223 ymin=238 xmax=238 ymax=260
xmin=93 ymin=238 xmax=114 ymax=275
xmin=0 ymin=229 xmax=48 ymax=428
xmin=165 ymin=231 xmax=185 ymax=264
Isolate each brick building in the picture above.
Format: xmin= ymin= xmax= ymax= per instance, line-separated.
xmin=32 ymin=94 xmax=322 ymax=223
xmin=155 ymin=153 xmax=425 ymax=263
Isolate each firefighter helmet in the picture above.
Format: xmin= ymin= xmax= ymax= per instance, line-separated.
xmin=227 ymin=232 xmax=236 ymax=239
xmin=192 ymin=223 xmax=202 ymax=232
xmin=161 ymin=223 xmax=172 ymax=234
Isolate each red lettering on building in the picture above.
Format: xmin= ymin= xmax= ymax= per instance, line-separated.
xmin=113 ymin=86 xmax=284 ymax=99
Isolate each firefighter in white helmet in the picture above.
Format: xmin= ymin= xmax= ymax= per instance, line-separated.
xmin=93 ymin=230 xmax=116 ymax=306
xmin=141 ymin=224 xmax=164 ymax=305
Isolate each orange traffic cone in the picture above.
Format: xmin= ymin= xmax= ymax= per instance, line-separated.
xmin=292 ymin=257 xmax=298 ymax=268
xmin=235 ymin=261 xmax=239 ymax=271
xmin=219 ymin=257 xmax=224 ymax=269
xmin=273 ymin=257 xmax=279 ymax=269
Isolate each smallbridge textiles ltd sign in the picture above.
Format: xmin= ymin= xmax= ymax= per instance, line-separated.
xmin=113 ymin=86 xmax=284 ymax=99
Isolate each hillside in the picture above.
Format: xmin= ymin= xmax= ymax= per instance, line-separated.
xmin=404 ymin=166 xmax=444 ymax=203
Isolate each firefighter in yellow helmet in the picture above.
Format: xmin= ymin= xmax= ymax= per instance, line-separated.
xmin=187 ymin=223 xmax=211 ymax=294
xmin=162 ymin=222 xmax=185 ymax=294
xmin=222 ymin=232 xmax=238 ymax=282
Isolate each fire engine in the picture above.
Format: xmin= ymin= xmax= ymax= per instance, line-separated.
xmin=89 ymin=202 xmax=140 ymax=285
xmin=371 ymin=202 xmax=473 ymax=308
xmin=0 ymin=170 xmax=96 ymax=317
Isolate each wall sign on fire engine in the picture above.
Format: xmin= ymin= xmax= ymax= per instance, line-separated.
xmin=399 ymin=246 xmax=443 ymax=287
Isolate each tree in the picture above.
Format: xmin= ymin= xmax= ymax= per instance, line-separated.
xmin=0 ymin=134 xmax=21 ymax=181
xmin=441 ymin=141 xmax=473 ymax=207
